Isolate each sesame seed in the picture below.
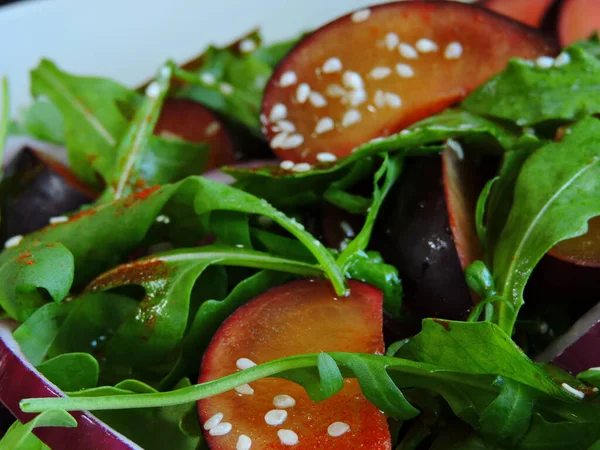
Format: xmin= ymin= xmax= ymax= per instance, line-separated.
xmin=342 ymin=109 xmax=362 ymax=127
xmin=200 ymin=73 xmax=216 ymax=85
xmin=237 ymin=435 xmax=252 ymax=450
xmin=561 ymin=383 xmax=585 ymax=399
xmin=203 ymin=412 xmax=224 ymax=430
xmin=447 ymin=138 xmax=464 ymax=160
xmin=384 ymin=92 xmax=402 ymax=108
xmin=156 ymin=215 xmax=171 ymax=224
xmin=281 ymin=134 xmax=304 ymax=149
xmin=280 ymin=71 xmax=298 ymax=87
xmin=351 ymin=8 xmax=371 ymax=23
xmin=292 ymin=163 xmax=311 ymax=173
xmin=315 ymin=117 xmax=335 ymax=134
xmin=416 ymin=38 xmax=438 ymax=53
xmin=49 ymin=216 xmax=69 ymax=224
xmin=271 ymin=132 xmax=289 ymax=148
xmin=309 ymin=92 xmax=327 ymax=108
xmin=385 ymin=32 xmax=399 ymax=51
xmin=399 ymin=43 xmax=418 ymax=59
xmin=277 ymin=120 xmax=296 ymax=133
xmin=296 ymin=83 xmax=311 ymax=103
xmin=209 ymin=422 xmax=232 ymax=436
xmin=327 ymin=422 xmax=350 ymax=437
xmin=589 ymin=367 xmax=600 ymax=371
xmin=235 ymin=383 xmax=254 ymax=395
xmin=322 ymin=57 xmax=343 ymax=73
xmin=554 ymin=52 xmax=571 ymax=67
xmin=536 ymin=56 xmax=555 ymax=69
xmin=239 ymin=39 xmax=257 ymax=53
xmin=273 ymin=394 xmax=297 ymax=408
xmin=277 ymin=429 xmax=299 ymax=446
xmin=205 ymin=121 xmax=221 ymax=137
xmin=348 ymin=89 xmax=367 ymax=107
xmin=270 ymin=103 xmax=288 ymax=122
xmin=317 ymin=152 xmax=337 ymax=162
xmin=369 ymin=66 xmax=391 ymax=79
xmin=219 ymin=83 xmax=234 ymax=95
xmin=325 ymin=84 xmax=347 ymax=98
xmin=342 ymin=71 xmax=364 ymax=91
xmin=395 ymin=63 xmax=415 ymax=78
xmin=145 ymin=82 xmax=161 ymax=99
xmin=444 ymin=42 xmax=463 ymax=59
xmin=280 ymin=160 xmax=295 ymax=170
xmin=4 ymin=235 xmax=23 ymax=249
xmin=265 ymin=409 xmax=288 ymax=426
xmin=400 ymin=129 xmax=411 ymax=135
xmin=374 ymin=90 xmax=386 ymax=108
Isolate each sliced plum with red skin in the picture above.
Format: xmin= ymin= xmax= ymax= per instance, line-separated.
xmin=261 ymin=1 xmax=557 ymax=164
xmin=154 ymin=99 xmax=237 ymax=171
xmin=198 ymin=279 xmax=391 ymax=450
xmin=559 ymin=0 xmax=600 ymax=46
xmin=548 ymin=216 xmax=600 ymax=268
xmin=0 ymin=148 xmax=95 ymax=239
xmin=481 ymin=0 xmax=555 ymax=28
xmin=371 ymin=151 xmax=483 ymax=320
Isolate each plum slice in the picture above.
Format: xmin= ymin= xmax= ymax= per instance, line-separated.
xmin=155 ymin=99 xmax=237 ymax=171
xmin=558 ymin=0 xmax=600 ymax=46
xmin=0 ymin=148 xmax=95 ymax=239
xmin=197 ymin=279 xmax=391 ymax=450
xmin=261 ymin=1 xmax=557 ymax=164
xmin=481 ymin=0 xmax=555 ymax=28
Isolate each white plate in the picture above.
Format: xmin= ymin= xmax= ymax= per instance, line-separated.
xmin=0 ymin=0 xmax=381 ymax=115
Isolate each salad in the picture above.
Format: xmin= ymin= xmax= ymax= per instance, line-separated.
xmin=0 ymin=0 xmax=600 ymax=449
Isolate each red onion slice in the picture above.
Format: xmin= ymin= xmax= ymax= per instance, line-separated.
xmin=0 ymin=319 xmax=139 ymax=449
xmin=537 ymin=302 xmax=600 ymax=374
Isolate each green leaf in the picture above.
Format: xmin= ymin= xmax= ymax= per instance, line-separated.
xmin=227 ymin=109 xmax=518 ymax=208
xmin=0 ymin=242 xmax=74 ymax=321
xmin=577 ymin=369 xmax=600 ymax=387
xmin=68 ymin=379 xmax=203 ymax=450
xmin=463 ymin=46 xmax=600 ymax=126
xmin=140 ymin=136 xmax=209 ymax=185
xmin=492 ymin=117 xmax=600 ymax=332
xmin=400 ymin=320 xmax=567 ymax=398
xmin=573 ymin=34 xmax=600 ymax=59
xmin=30 ymin=59 xmax=140 ymax=186
xmin=337 ymin=155 xmax=403 ymax=271
xmin=0 ymin=175 xmax=345 ymax=312
xmin=317 ymin=353 xmax=344 ymax=399
xmin=20 ymin=100 xmax=65 ymax=144
xmin=0 ymin=410 xmax=76 ymax=450
xmin=517 ymin=413 xmax=600 ymax=450
xmin=37 ymin=353 xmax=99 ymax=391
xmin=14 ymin=292 xmax=137 ymax=366
xmin=478 ymin=378 xmax=534 ymax=446
xmin=465 ymin=261 xmax=495 ymax=299
xmin=83 ymin=246 xmax=318 ymax=382
xmin=108 ymin=64 xmax=172 ymax=200
xmin=253 ymin=35 xmax=302 ymax=67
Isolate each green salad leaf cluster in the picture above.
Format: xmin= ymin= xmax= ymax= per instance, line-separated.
xmin=3 ymin=27 xmax=600 ymax=450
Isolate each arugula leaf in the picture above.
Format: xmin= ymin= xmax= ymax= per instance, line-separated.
xmin=37 ymin=353 xmax=99 ymax=391
xmin=0 ymin=175 xmax=345 ymax=304
xmin=463 ymin=46 xmax=600 ymax=126
xmin=0 ymin=242 xmax=74 ymax=321
xmin=83 ymin=245 xmax=325 ymax=383
xmin=491 ymin=117 xmax=600 ymax=332
xmin=18 ymin=100 xmax=65 ymax=144
xmin=227 ymin=108 xmax=518 ymax=207
xmin=30 ymin=59 xmax=140 ymax=186
xmin=68 ymin=379 xmax=203 ymax=450
xmin=574 ymin=34 xmax=600 ymax=59
xmin=253 ymin=35 xmax=302 ymax=67
xmin=0 ymin=410 xmax=75 ymax=450
xmin=108 ymin=64 xmax=172 ymax=200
